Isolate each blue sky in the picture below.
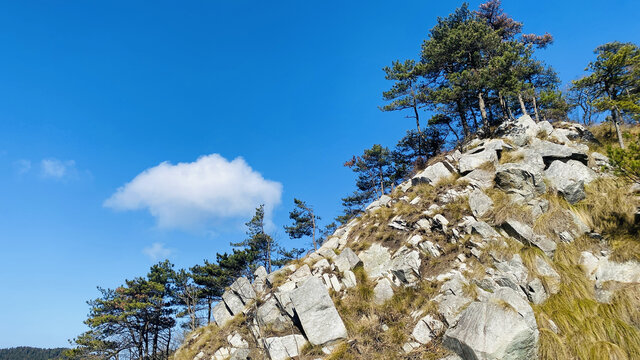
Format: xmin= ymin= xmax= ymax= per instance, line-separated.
xmin=0 ymin=0 xmax=638 ymax=349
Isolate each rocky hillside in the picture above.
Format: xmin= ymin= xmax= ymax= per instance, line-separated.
xmin=173 ymin=116 xmax=640 ymax=360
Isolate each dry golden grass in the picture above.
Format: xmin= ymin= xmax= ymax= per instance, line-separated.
xmin=573 ymin=177 xmax=640 ymax=262
xmin=499 ymin=150 xmax=525 ymax=164
xmin=172 ymin=313 xmax=262 ymax=360
xmin=576 ymin=178 xmax=636 ymax=233
xmin=327 ymin=266 xmax=450 ymax=359
xmin=532 ymin=194 xmax=578 ymax=242
xmin=589 ymin=123 xmax=640 ymax=154
xmin=532 ymin=240 xmax=640 ymax=360
xmin=484 ymin=188 xmax=533 ymax=226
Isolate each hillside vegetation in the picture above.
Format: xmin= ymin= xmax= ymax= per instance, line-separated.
xmin=0 ymin=346 xmax=66 ymax=360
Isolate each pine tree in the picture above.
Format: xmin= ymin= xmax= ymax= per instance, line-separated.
xmin=231 ymin=205 xmax=277 ymax=273
xmin=573 ymin=42 xmax=640 ymax=148
xmin=284 ymin=198 xmax=320 ymax=251
xmin=380 ymin=59 xmax=428 ymax=141
xmin=608 ymin=134 xmax=640 ymax=182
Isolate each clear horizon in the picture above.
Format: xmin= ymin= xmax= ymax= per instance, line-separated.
xmin=1 ymin=0 xmax=639 ymax=348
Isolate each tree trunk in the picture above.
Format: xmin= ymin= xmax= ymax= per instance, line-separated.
xmin=412 ymin=102 xmax=421 ymax=135
xmin=498 ymin=92 xmax=509 ymax=120
xmin=470 ymin=107 xmax=479 ymax=129
xmin=379 ymin=165 xmax=386 ymax=196
xmin=478 ymin=92 xmax=489 ymax=129
xmin=166 ymin=329 xmax=172 ymax=359
xmin=612 ymin=108 xmax=625 ymax=149
xmin=446 ymin=121 xmax=460 ymax=143
xmin=531 ymin=93 xmax=540 ymax=123
xmin=507 ymin=99 xmax=515 ymax=120
xmin=267 ymin=240 xmax=272 ymax=273
xmin=456 ymin=101 xmax=470 ymax=139
xmin=518 ymin=93 xmax=529 ymax=117
xmin=153 ymin=323 xmax=158 ymax=358
xmin=207 ymin=299 xmax=212 ymax=324
xmin=413 ymin=103 xmax=423 ymax=156
xmin=311 ymin=211 xmax=317 ymax=251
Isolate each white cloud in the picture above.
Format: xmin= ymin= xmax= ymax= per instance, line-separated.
xmin=40 ymin=158 xmax=77 ymax=179
xmin=104 ymin=154 xmax=283 ymax=230
xmin=143 ymin=242 xmax=172 ymax=261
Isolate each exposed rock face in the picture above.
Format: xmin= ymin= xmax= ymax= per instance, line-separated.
xmin=461 ymin=168 xmax=495 ymax=189
xmin=503 ymin=219 xmax=556 ymax=257
xmin=256 ymin=297 xmax=292 ymax=332
xmin=230 ymin=277 xmax=257 ymax=304
xmin=528 ymin=139 xmax=588 ymax=166
xmin=333 ymin=247 xmax=361 ymax=273
xmin=444 ymin=288 xmax=539 ymax=360
xmin=177 ymin=115 xmax=630 ymax=360
xmin=366 ymin=194 xmax=392 ymax=211
xmin=389 ymin=246 xmax=421 ymax=284
xmin=459 ymin=149 xmax=498 ymax=174
xmin=469 ymin=188 xmax=493 ymax=218
xmin=359 ymin=243 xmax=391 ymax=279
xmin=222 ymin=290 xmax=245 ymax=316
xmin=495 ymin=163 xmax=546 ymax=201
xmin=580 ymin=251 xmax=640 ymax=302
xmin=264 ymin=334 xmax=307 ymax=360
xmin=373 ymin=278 xmax=394 ymax=305
xmin=412 ymin=314 xmax=445 ymax=345
xmin=544 ymin=159 xmax=596 ymax=203
xmin=289 ymin=277 xmax=348 ymax=345
xmin=412 ymin=161 xmax=455 ymax=186
xmin=212 ymin=301 xmax=233 ymax=327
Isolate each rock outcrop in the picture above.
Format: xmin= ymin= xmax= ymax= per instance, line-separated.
xmin=174 ymin=115 xmax=640 ymax=360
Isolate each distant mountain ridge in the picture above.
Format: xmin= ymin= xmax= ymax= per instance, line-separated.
xmin=0 ymin=346 xmax=67 ymax=360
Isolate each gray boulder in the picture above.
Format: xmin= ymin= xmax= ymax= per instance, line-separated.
xmin=525 ymin=278 xmax=548 ymax=304
xmin=459 ymin=149 xmax=498 ymax=174
xmin=289 ymin=277 xmax=348 ymax=345
xmin=436 ymin=294 xmax=472 ymax=327
xmin=333 ymin=247 xmax=362 ymax=273
xmin=342 ymin=270 xmax=357 ymax=288
xmin=534 ymin=256 xmax=561 ymax=294
xmin=412 ymin=161 xmax=456 ymax=186
xmin=212 ymin=301 xmax=233 ymax=327
xmin=366 ymin=194 xmax=392 ymax=211
xmin=254 ymin=266 xmax=268 ymax=280
xmin=493 ymin=254 xmax=529 ymax=291
xmin=580 ymin=252 xmax=640 ymax=285
xmin=495 ymin=163 xmax=546 ymax=201
xmin=289 ymin=264 xmax=312 ymax=283
xmin=229 ymin=348 xmax=250 ymax=360
xmin=264 ymin=334 xmax=308 ymax=360
xmin=390 ymin=246 xmax=421 ymax=284
xmin=528 ymin=139 xmax=588 ymax=166
xmin=256 ymin=297 xmax=293 ymax=333
xmin=274 ymin=281 xmax=296 ymax=317
xmin=222 ymin=290 xmax=245 ymax=315
xmin=498 ymin=115 xmax=539 ymax=146
xmin=412 ymin=314 xmax=445 ymax=345
xmin=420 ymin=240 xmax=442 ymax=258
xmin=460 ymin=168 xmax=495 ymax=189
xmin=503 ymin=219 xmax=556 ymax=257
xmin=471 ymin=221 xmax=501 ymax=240
xmin=230 ymin=277 xmax=256 ymax=304
xmin=469 ymin=188 xmax=493 ymax=218
xmin=373 ymin=278 xmax=394 ymax=305
xmin=443 ymin=287 xmax=539 ymax=360
xmin=359 ymin=243 xmax=391 ymax=279
xmin=544 ymin=159 xmax=596 ymax=204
